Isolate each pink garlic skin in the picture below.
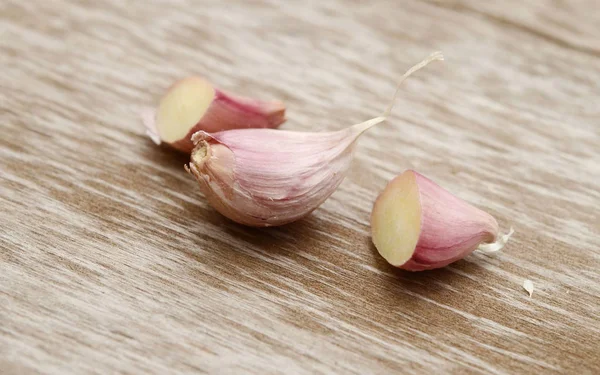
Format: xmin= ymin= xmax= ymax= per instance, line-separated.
xmin=204 ymin=89 xmax=286 ymax=133
xmin=401 ymin=171 xmax=499 ymax=271
xmin=187 ymin=121 xmax=377 ymax=227
xmin=142 ymin=89 xmax=286 ymax=153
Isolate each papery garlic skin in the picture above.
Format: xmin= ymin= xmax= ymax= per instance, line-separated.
xmin=142 ymin=76 xmax=286 ymax=153
xmin=187 ymin=119 xmax=383 ymax=226
xmin=371 ymin=170 xmax=510 ymax=271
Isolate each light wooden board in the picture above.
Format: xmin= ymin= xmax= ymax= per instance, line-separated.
xmin=1 ymin=0 xmax=599 ymax=374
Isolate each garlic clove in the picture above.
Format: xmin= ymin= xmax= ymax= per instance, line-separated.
xmin=187 ymin=119 xmax=384 ymax=227
xmin=371 ymin=170 xmax=513 ymax=271
xmin=186 ymin=52 xmax=444 ymax=227
xmin=142 ymin=76 xmax=286 ymax=153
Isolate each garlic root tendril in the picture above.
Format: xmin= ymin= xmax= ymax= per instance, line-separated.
xmin=383 ymin=51 xmax=444 ymax=118
xmin=477 ymin=227 xmax=515 ymax=254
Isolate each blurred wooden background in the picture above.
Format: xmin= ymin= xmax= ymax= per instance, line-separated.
xmin=1 ymin=0 xmax=599 ymax=374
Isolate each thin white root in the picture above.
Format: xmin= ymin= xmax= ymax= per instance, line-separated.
xmin=478 ymin=226 xmax=515 ymax=254
xmin=350 ymin=51 xmax=444 ymax=134
xmin=383 ymin=51 xmax=444 ymax=118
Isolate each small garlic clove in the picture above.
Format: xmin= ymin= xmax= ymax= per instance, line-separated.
xmin=371 ymin=170 xmax=513 ymax=271
xmin=141 ymin=76 xmax=286 ymax=153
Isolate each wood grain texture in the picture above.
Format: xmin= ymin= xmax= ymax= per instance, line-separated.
xmin=1 ymin=0 xmax=599 ymax=374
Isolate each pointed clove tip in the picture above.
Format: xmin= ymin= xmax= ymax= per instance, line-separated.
xmin=477 ymin=226 xmax=515 ymax=254
xmin=265 ymin=100 xmax=287 ymax=127
xmin=267 ymin=99 xmax=285 ymax=112
xmin=351 ymin=116 xmax=387 ymax=135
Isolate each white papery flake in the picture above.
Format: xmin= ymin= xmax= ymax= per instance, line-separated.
xmin=523 ymin=279 xmax=534 ymax=297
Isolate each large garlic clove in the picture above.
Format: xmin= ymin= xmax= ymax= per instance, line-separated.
xmin=371 ymin=170 xmax=513 ymax=271
xmin=187 ymin=118 xmax=385 ymax=227
xmin=142 ymin=76 xmax=286 ymax=153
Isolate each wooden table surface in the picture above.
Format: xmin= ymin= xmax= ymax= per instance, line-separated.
xmin=1 ymin=0 xmax=599 ymax=374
